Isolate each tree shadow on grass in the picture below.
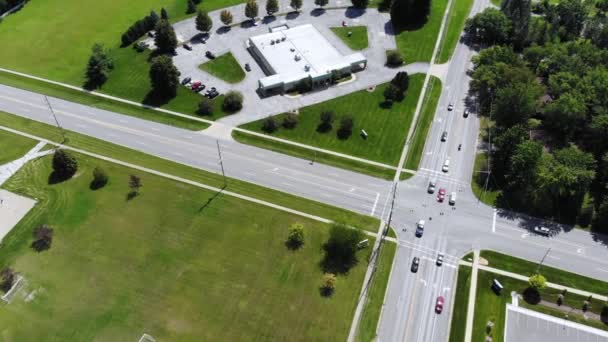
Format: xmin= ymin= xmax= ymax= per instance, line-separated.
xmin=523 ymin=287 xmax=541 ymax=305
xmin=126 ymin=191 xmax=139 ymax=201
xmin=48 ymin=171 xmax=72 ymax=185
xmin=316 ymin=123 xmax=333 ymax=133
xmin=319 ymin=255 xmax=358 ymax=275
xmin=319 ymin=287 xmax=334 ymax=297
xmin=142 ymin=90 xmax=174 ymax=108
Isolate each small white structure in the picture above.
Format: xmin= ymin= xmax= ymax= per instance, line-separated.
xmin=247 ymin=24 xmax=367 ymax=95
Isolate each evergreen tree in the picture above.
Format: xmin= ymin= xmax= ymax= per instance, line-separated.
xmin=315 ymin=0 xmax=329 ymax=7
xmin=52 ymin=149 xmax=78 ymax=180
xmin=220 ymin=10 xmax=233 ymax=26
xmin=149 ymin=55 xmax=181 ymax=97
xmin=390 ymin=0 xmax=430 ymax=30
xmin=501 ymin=0 xmax=531 ymax=48
xmin=245 ymin=0 xmax=259 ymax=20
xmin=290 ymin=0 xmax=303 ymax=11
xmin=196 ymin=9 xmax=213 ymax=33
xmin=186 ymin=0 xmax=197 ymax=14
xmin=351 ymin=0 xmax=370 ymax=8
xmin=266 ymin=0 xmax=279 ymax=15
xmin=160 ymin=7 xmax=169 ymax=20
xmin=154 ymin=19 xmax=178 ymax=53
xmin=85 ymin=43 xmax=113 ymax=89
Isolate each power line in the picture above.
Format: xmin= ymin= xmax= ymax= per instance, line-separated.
xmin=216 ymin=140 xmax=227 ymax=188
xmin=44 ymin=96 xmax=66 ymax=144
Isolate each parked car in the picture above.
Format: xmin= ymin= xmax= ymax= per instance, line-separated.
xmin=441 ymin=131 xmax=448 ymax=142
xmin=415 ymin=220 xmax=425 ymax=237
xmin=206 ymin=87 xmax=219 ymax=99
xmin=245 ymin=63 xmax=251 ymax=72
xmin=427 ymin=180 xmax=437 ymax=194
xmin=533 ymin=226 xmax=554 ymax=237
xmin=181 ymin=77 xmax=192 ymax=85
xmin=183 ymin=43 xmax=192 ymax=51
xmin=195 ymin=84 xmax=206 ymax=92
xmin=463 ymin=109 xmax=469 ymax=118
xmin=411 ymin=257 xmax=420 ymax=273
xmin=437 ymin=188 xmax=446 ymax=202
xmin=436 ymin=254 xmax=444 ymax=266
xmin=435 ymin=296 xmax=445 ymax=314
xmin=205 ymin=51 xmax=216 ymax=59
xmin=190 ymin=81 xmax=202 ymax=90
xmin=447 ymin=103 xmax=454 ymax=111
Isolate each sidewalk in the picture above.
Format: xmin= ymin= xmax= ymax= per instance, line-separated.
xmin=0 ymin=141 xmax=51 ymax=186
xmin=463 ymin=249 xmax=480 ymax=342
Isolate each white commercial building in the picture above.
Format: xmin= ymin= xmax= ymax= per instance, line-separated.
xmin=247 ymin=24 xmax=367 ymax=95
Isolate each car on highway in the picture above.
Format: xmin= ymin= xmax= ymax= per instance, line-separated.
xmin=436 ymin=254 xmax=444 ymax=266
xmin=183 ymin=43 xmax=192 ymax=51
xmin=463 ymin=109 xmax=469 ymax=118
xmin=447 ymin=103 xmax=454 ymax=111
xmin=435 ymin=296 xmax=445 ymax=314
xmin=441 ymin=131 xmax=448 ymax=142
xmin=427 ymin=180 xmax=437 ymax=194
xmin=449 ymin=192 xmax=456 ymax=205
xmin=411 ymin=257 xmax=420 ymax=273
xmin=533 ymin=226 xmax=554 ymax=237
xmin=415 ymin=220 xmax=425 ymax=237
xmin=442 ymin=159 xmax=450 ymax=173
xmin=181 ymin=77 xmax=192 ymax=85
xmin=437 ymin=188 xmax=446 ymax=202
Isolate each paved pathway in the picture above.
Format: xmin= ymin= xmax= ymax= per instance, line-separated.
xmin=0 ymin=141 xmax=50 ymax=185
xmin=464 ymin=249 xmax=480 ymax=342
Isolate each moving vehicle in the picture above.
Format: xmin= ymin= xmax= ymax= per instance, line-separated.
xmin=436 ymin=254 xmax=444 ymax=266
xmin=205 ymin=51 xmax=216 ymax=59
xmin=437 ymin=188 xmax=446 ymax=202
xmin=427 ymin=180 xmax=437 ymax=194
xmin=415 ymin=220 xmax=425 ymax=237
xmin=458 ymin=144 xmax=462 ymax=151
xmin=435 ymin=296 xmax=445 ymax=314
xmin=181 ymin=77 xmax=192 ymax=85
xmin=447 ymin=103 xmax=454 ymax=111
xmin=463 ymin=109 xmax=469 ymax=118
xmin=190 ymin=81 xmax=202 ymax=90
xmin=533 ymin=226 xmax=554 ymax=237
xmin=449 ymin=192 xmax=457 ymax=205
xmin=411 ymin=257 xmax=420 ymax=273
xmin=183 ymin=43 xmax=192 ymax=51
xmin=442 ymin=159 xmax=450 ymax=172
xmin=245 ymin=63 xmax=251 ymax=72
xmin=441 ymin=131 xmax=448 ymax=142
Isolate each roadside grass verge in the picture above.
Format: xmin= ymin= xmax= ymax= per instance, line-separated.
xmin=330 ymin=26 xmax=369 ymax=51
xmin=0 ymin=154 xmax=372 ymax=340
xmin=394 ymin=0 xmax=449 ymax=62
xmin=232 ymin=130 xmax=399 ymax=180
xmin=0 ymin=129 xmax=38 ymax=165
xmin=0 ymin=111 xmax=380 ymax=233
xmin=519 ymin=302 xmax=608 ymax=332
xmin=239 ymin=75 xmax=425 ymax=166
xmin=198 ymin=52 xmax=246 ymax=84
xmin=0 ymin=70 xmax=209 ymax=130
xmin=435 ymin=0 xmax=474 ymax=63
xmin=448 ymin=265 xmax=472 ymax=342
xmin=480 ymin=250 xmax=608 ymax=295
xmin=356 ymin=242 xmax=397 ymax=342
xmin=471 ymin=152 xmax=499 ymax=206
xmin=404 ymin=76 xmax=442 ymax=170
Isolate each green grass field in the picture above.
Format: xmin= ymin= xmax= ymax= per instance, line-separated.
xmin=471 ymin=153 xmax=500 ymax=206
xmin=240 ymin=75 xmax=425 ymax=166
xmin=199 ymin=52 xmax=246 ymax=84
xmin=0 ymin=153 xmax=372 ymax=340
xmin=436 ymin=0 xmax=474 ymax=63
xmin=404 ymin=76 xmax=442 ymax=170
xmin=395 ymin=0 xmax=449 ymax=62
xmin=0 ymin=111 xmax=380 ymax=233
xmin=0 ymin=70 xmax=208 ymax=130
xmin=0 ymin=129 xmax=38 ymax=165
xmin=330 ymin=26 xmax=369 ymax=51
xmin=448 ymin=265 xmax=472 ymax=342
xmin=480 ymin=250 xmax=608 ymax=295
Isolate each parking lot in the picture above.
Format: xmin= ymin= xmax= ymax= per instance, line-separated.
xmin=505 ymin=304 xmax=608 ymax=342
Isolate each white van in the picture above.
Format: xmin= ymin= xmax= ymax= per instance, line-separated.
xmin=442 ymin=159 xmax=450 ymax=173
xmin=449 ymin=192 xmax=456 ymax=205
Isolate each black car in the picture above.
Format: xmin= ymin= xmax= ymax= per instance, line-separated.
xmin=245 ymin=63 xmax=251 ymax=72
xmin=181 ymin=77 xmax=192 ymax=85
xmin=208 ymin=91 xmax=219 ymax=99
xmin=205 ymin=51 xmax=216 ymax=59
xmin=195 ymin=84 xmax=206 ymax=92
xmin=411 ymin=257 xmax=420 ymax=273
xmin=463 ymin=109 xmax=469 ymax=118
xmin=183 ymin=43 xmax=192 ymax=51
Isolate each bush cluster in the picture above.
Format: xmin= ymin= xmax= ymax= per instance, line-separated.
xmin=121 ymin=11 xmax=159 ymax=47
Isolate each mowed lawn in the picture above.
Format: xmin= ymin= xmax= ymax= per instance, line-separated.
xmin=0 ymin=129 xmax=37 ymax=165
xmin=199 ymin=52 xmax=246 ymax=84
xmin=240 ymin=74 xmax=425 ymax=166
xmin=436 ymin=0 xmax=474 ymax=63
xmin=395 ymin=0 xmax=449 ymax=62
xmin=330 ymin=26 xmax=369 ymax=51
xmin=0 ymin=154 xmax=373 ymax=341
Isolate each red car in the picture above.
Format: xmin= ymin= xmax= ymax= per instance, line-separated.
xmin=435 ymin=296 xmax=445 ymax=314
xmin=437 ymin=188 xmax=446 ymax=202
xmin=190 ymin=81 xmax=202 ymax=90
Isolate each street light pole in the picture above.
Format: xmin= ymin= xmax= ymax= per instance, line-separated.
xmin=216 ymin=140 xmax=227 ymax=188
xmin=44 ymin=96 xmax=66 ymax=144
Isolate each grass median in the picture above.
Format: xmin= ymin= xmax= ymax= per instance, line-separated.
xmin=448 ymin=265 xmax=472 ymax=342
xmin=198 ymin=52 xmax=246 ymax=84
xmin=435 ymin=0 xmax=474 ymax=63
xmin=0 ymin=111 xmax=380 ymax=233
xmin=0 ymin=153 xmax=373 ymax=340
xmin=330 ymin=26 xmax=369 ymax=51
xmin=0 ymin=129 xmax=38 ymax=165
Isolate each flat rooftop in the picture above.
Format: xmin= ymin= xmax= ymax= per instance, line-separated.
xmin=249 ymin=24 xmax=357 ymax=76
xmin=505 ymin=304 xmax=608 ymax=342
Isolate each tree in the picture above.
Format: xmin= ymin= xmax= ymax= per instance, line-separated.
xmin=262 ymin=116 xmax=279 ymax=133
xmin=0 ymin=267 xmax=15 ymax=293
xmin=500 ymin=0 xmax=531 ymax=48
xmin=245 ymin=0 xmax=259 ymax=21
xmin=556 ymin=0 xmax=587 ymax=40
xmin=528 ymin=274 xmax=547 ymax=289
xmin=149 ymin=55 xmax=180 ymax=97
xmin=322 ymin=224 xmax=364 ymax=273
xmin=198 ymin=98 xmax=213 ymax=116
xmin=465 ymin=8 xmax=512 ymax=45
xmin=286 ymin=223 xmax=305 ymax=249
xmin=220 ymin=10 xmax=233 ymax=26
xmin=186 ymin=0 xmax=197 ymax=14
xmin=266 ymin=0 xmax=279 ymax=16
xmin=492 ymin=81 xmax=542 ymax=128
xmin=593 ymin=197 xmax=608 ymax=233
xmin=543 ymin=93 xmax=586 ymax=143
xmin=320 ymin=273 xmax=337 ymax=296
xmin=315 ymin=0 xmax=329 ymax=8
xmin=282 ymin=113 xmax=299 ymax=129
xmin=383 ymin=83 xmax=402 ymax=104
xmin=31 ymin=225 xmax=54 ymax=252
xmin=351 ymin=0 xmax=369 ymax=8
xmin=91 ymin=166 xmax=109 ymax=189
xmin=492 ymin=125 xmax=529 ymax=183
xmin=52 ymin=149 xmax=78 ymax=180
xmin=390 ymin=0 xmax=431 ymax=30
xmin=506 ymin=140 xmax=543 ymax=191
xmin=223 ymin=90 xmax=244 ymax=112
xmin=386 ymin=49 xmax=403 ymax=66
xmin=391 ymin=71 xmax=409 ymax=92
xmin=318 ymin=110 xmax=335 ymax=132
xmin=154 ymin=19 xmax=178 ymax=53
xmin=337 ymin=116 xmax=354 ymax=139
xmin=588 ymin=115 xmax=608 ymax=155
xmin=160 ymin=7 xmax=169 ymax=20
xmin=129 ymin=175 xmax=142 ymax=196
xmin=85 ymin=43 xmax=113 ymax=89
xmin=196 ymin=10 xmax=213 ymax=34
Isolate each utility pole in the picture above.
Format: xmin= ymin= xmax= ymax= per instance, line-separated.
xmin=478 ymin=98 xmax=493 ymax=205
xmin=536 ymin=247 xmax=551 ymax=274
xmin=216 ymin=140 xmax=227 ymax=188
xmin=44 ymin=96 xmax=66 ymax=144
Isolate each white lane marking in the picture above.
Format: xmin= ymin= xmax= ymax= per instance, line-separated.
xmin=243 ymin=171 xmax=256 ymax=176
xmin=281 ymin=182 xmax=293 ymax=187
xmin=184 ymin=135 xmax=194 ymax=139
xmin=119 ymin=119 xmax=128 ymax=124
xmin=136 ymin=141 xmax=147 ymax=146
xmin=576 ymin=248 xmax=584 ymax=254
xmin=150 ymin=127 xmax=161 ymax=131
xmin=75 ymin=123 xmax=87 ymax=128
xmin=171 ymin=151 xmax=183 ymax=157
xmin=597 ymin=268 xmax=608 ymax=273
xmin=419 ymin=279 xmax=427 ymax=286
xmin=548 ymin=255 xmax=561 ymax=260
xmin=492 ymin=208 xmax=497 ymax=233
xmin=271 ymin=167 xmax=279 ymax=172
xmin=521 ymin=233 xmax=529 ymax=239
xmin=108 ymin=133 xmax=118 ymax=138
xmin=370 ymin=192 xmax=380 ymax=216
